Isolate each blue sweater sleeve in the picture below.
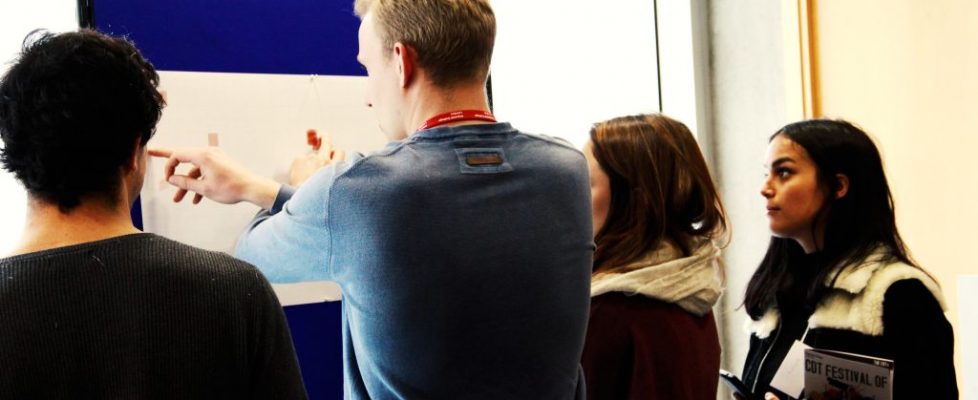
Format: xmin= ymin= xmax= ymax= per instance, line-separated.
xmin=234 ymin=156 xmax=360 ymax=283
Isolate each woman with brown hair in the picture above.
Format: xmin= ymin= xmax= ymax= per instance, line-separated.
xmin=581 ymin=114 xmax=726 ymax=399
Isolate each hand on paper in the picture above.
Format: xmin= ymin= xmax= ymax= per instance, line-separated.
xmin=149 ymin=147 xmax=280 ymax=209
xmin=289 ymin=137 xmax=345 ymax=187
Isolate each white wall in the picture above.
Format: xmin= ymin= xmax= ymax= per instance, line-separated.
xmin=0 ymin=1 xmax=77 ymax=255
xmin=489 ymin=0 xmax=660 ymax=149
xmin=657 ymin=0 xmax=712 ymax=142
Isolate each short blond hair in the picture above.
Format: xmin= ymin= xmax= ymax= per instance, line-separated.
xmin=355 ymin=0 xmax=495 ymax=88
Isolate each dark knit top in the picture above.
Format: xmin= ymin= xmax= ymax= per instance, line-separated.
xmin=0 ymin=233 xmax=307 ymax=399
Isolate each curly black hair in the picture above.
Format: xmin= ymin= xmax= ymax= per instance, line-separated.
xmin=0 ymin=29 xmax=164 ymax=212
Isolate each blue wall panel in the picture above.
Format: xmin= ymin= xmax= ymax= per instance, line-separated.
xmin=95 ymin=0 xmax=365 ymax=76
xmin=284 ymin=302 xmax=344 ymax=400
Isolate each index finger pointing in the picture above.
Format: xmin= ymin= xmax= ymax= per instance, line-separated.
xmin=148 ymin=148 xmax=173 ymax=158
xmin=153 ymin=147 xmax=210 ymax=166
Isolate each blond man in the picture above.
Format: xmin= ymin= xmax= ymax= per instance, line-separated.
xmin=154 ymin=1 xmax=592 ymax=398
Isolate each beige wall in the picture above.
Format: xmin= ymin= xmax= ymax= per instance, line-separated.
xmin=813 ymin=0 xmax=978 ymax=396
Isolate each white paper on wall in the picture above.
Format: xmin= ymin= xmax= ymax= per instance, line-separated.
xmin=142 ymin=71 xmax=386 ymax=305
xmin=490 ymin=0 xmax=660 ymax=149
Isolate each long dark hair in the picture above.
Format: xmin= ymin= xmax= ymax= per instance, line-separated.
xmin=590 ymin=114 xmax=727 ymax=273
xmin=743 ymin=119 xmax=919 ymax=318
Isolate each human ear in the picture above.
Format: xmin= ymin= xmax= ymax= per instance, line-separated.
xmin=834 ymin=174 xmax=849 ymax=199
xmin=393 ymin=42 xmax=414 ymax=88
xmin=127 ymin=137 xmax=144 ymax=172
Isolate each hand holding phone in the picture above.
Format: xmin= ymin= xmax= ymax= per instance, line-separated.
xmin=720 ymin=369 xmax=755 ymax=400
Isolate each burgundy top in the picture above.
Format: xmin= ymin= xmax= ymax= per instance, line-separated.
xmin=582 ymin=292 xmax=721 ymax=400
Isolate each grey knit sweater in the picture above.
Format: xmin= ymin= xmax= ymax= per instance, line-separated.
xmin=0 ymin=233 xmax=307 ymax=399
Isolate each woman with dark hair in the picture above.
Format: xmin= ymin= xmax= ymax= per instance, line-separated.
xmin=581 ymin=114 xmax=726 ymax=399
xmin=740 ymin=119 xmax=957 ymax=399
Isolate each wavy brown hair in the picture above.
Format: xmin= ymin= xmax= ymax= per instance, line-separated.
xmin=590 ymin=114 xmax=728 ymax=273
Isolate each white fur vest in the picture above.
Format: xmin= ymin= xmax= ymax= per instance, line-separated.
xmin=747 ymin=251 xmax=946 ymax=339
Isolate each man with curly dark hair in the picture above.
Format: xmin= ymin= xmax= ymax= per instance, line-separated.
xmin=0 ymin=29 xmax=307 ymax=398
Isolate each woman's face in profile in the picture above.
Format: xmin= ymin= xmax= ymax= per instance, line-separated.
xmin=760 ymin=135 xmax=826 ymax=244
xmin=584 ymin=141 xmax=611 ymax=238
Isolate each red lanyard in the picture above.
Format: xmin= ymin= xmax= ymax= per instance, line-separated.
xmin=416 ymin=110 xmax=496 ymax=132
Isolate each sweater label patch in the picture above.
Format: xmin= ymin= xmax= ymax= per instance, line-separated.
xmin=465 ymin=153 xmax=503 ymax=166
xmin=455 ymin=148 xmax=512 ymax=174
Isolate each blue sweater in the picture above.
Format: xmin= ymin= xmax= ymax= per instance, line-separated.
xmin=236 ymin=123 xmax=593 ymax=399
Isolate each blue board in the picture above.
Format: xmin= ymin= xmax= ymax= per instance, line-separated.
xmin=283 ymin=301 xmax=344 ymax=399
xmin=96 ymin=0 xmax=364 ymax=77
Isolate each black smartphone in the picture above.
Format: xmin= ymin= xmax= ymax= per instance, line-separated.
xmin=719 ymin=369 xmax=755 ymax=399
